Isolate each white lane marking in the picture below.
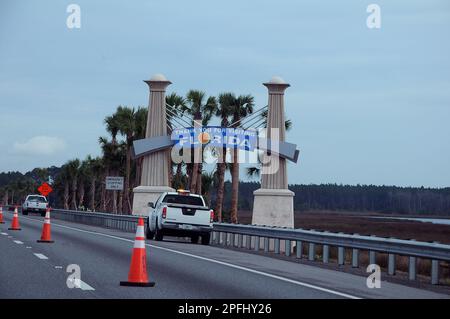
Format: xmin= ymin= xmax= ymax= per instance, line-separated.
xmin=26 ymin=246 xmax=32 ymax=249
xmin=13 ymin=240 xmax=24 ymax=244
xmin=67 ymin=278 xmax=95 ymax=291
xmin=1 ymin=232 xmax=8 ymax=235
xmin=33 ymin=253 xmax=48 ymax=260
xmin=55 ymin=266 xmax=63 ymax=269
xmin=21 ymin=216 xmax=360 ymax=299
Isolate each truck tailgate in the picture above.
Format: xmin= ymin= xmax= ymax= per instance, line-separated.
xmin=164 ymin=203 xmax=211 ymax=226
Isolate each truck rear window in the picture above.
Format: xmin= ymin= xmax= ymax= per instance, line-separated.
xmin=162 ymin=195 xmax=204 ymax=206
xmin=27 ymin=196 xmax=47 ymax=203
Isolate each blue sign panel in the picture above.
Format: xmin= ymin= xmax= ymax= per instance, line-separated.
xmin=171 ymin=126 xmax=258 ymax=151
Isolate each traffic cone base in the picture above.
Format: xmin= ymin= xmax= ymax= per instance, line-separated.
xmin=37 ymin=239 xmax=54 ymax=243
xmin=8 ymin=227 xmax=21 ymax=231
xmin=120 ymin=281 xmax=155 ymax=287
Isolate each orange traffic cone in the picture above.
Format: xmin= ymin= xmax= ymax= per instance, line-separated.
xmin=0 ymin=206 xmax=4 ymax=224
xmin=120 ymin=217 xmax=155 ymax=287
xmin=37 ymin=208 xmax=54 ymax=243
xmin=8 ymin=206 xmax=21 ymax=231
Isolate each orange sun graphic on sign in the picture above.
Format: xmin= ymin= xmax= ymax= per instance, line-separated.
xmin=198 ymin=132 xmax=211 ymax=144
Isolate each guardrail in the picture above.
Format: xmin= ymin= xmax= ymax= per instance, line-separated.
xmin=211 ymin=223 xmax=450 ymax=285
xmin=3 ymin=205 xmax=449 ymax=285
xmin=2 ymin=205 xmax=142 ymax=233
xmin=51 ymin=209 xmax=142 ymax=232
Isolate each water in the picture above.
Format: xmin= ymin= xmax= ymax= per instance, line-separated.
xmin=371 ymin=216 xmax=450 ymax=226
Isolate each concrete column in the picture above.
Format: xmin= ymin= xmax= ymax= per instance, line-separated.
xmin=132 ymin=74 xmax=175 ymax=215
xmin=252 ymin=76 xmax=294 ymax=228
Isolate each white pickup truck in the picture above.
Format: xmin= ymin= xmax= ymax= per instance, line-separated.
xmin=146 ymin=190 xmax=214 ymax=245
xmin=22 ymin=194 xmax=49 ymax=216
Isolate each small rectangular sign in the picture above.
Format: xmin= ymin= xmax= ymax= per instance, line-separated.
xmin=105 ymin=176 xmax=124 ymax=191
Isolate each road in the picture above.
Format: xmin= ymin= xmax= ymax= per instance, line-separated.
xmin=1 ymin=211 xmax=448 ymax=299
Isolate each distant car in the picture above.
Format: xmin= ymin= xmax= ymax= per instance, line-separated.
xmin=147 ymin=190 xmax=214 ymax=245
xmin=22 ymin=195 xmax=49 ymax=216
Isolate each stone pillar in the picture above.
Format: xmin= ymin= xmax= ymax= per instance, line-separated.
xmin=252 ymin=76 xmax=295 ymax=228
xmin=132 ymin=74 xmax=175 ymax=215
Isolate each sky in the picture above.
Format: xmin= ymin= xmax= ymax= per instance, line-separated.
xmin=0 ymin=0 xmax=449 ymax=187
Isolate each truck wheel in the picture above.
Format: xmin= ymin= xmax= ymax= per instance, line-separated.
xmin=154 ymin=228 xmax=164 ymax=241
xmin=40 ymin=212 xmax=45 ymax=217
xmin=201 ymin=234 xmax=211 ymax=245
xmin=22 ymin=210 xmax=28 ymax=215
xmin=191 ymin=235 xmax=199 ymax=244
xmin=146 ymin=227 xmax=154 ymax=240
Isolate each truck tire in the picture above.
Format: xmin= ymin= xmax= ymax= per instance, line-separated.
xmin=22 ymin=210 xmax=28 ymax=215
xmin=201 ymin=234 xmax=211 ymax=245
xmin=154 ymin=227 xmax=164 ymax=241
xmin=146 ymin=227 xmax=155 ymax=240
xmin=191 ymin=235 xmax=199 ymax=244
xmin=40 ymin=211 xmax=45 ymax=217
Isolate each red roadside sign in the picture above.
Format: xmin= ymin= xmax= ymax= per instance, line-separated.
xmin=38 ymin=182 xmax=53 ymax=197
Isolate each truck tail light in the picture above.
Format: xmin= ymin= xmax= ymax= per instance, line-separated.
xmin=210 ymin=210 xmax=214 ymax=223
xmin=162 ymin=206 xmax=167 ymax=219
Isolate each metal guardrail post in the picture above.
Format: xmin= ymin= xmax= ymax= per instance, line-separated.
xmin=231 ymin=233 xmax=236 ymax=247
xmin=431 ymin=259 xmax=439 ymax=285
xmin=388 ymin=253 xmax=396 ymax=275
xmin=246 ymin=235 xmax=251 ymax=250
xmin=431 ymin=241 xmax=440 ymax=285
xmin=285 ymin=240 xmax=291 ymax=257
xmin=409 ymin=256 xmax=417 ymax=281
xmin=409 ymin=239 xmax=417 ymax=281
xmin=264 ymin=237 xmax=269 ymax=253
xmin=369 ymin=251 xmax=376 ymax=265
xmin=237 ymin=234 xmax=243 ymax=248
xmin=352 ymin=248 xmax=359 ymax=268
xmin=296 ymin=240 xmax=302 ymax=259
xmin=254 ymin=236 xmax=260 ymax=251
xmin=222 ymin=232 xmax=227 ymax=246
xmin=308 ymin=243 xmax=315 ymax=261
xmin=338 ymin=247 xmax=345 ymax=265
xmin=323 ymin=244 xmax=329 ymax=263
xmin=274 ymin=238 xmax=280 ymax=254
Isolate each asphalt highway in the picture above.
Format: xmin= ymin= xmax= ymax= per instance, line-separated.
xmin=1 ymin=211 xmax=448 ymax=299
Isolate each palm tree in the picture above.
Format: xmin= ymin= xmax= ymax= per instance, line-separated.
xmin=166 ymin=93 xmax=188 ymax=187
xmin=201 ymin=171 xmax=217 ymax=207
xmin=229 ymin=94 xmax=254 ymax=224
xmin=77 ymin=159 xmax=89 ymax=209
xmin=99 ymin=137 xmax=126 ymax=213
xmin=104 ymin=113 xmax=120 ymax=145
xmin=66 ymin=159 xmax=81 ymax=210
xmin=214 ymin=93 xmax=235 ymax=222
xmin=56 ymin=164 xmax=71 ymax=209
xmin=184 ymin=90 xmax=217 ymax=194
xmin=115 ymin=105 xmax=136 ymax=214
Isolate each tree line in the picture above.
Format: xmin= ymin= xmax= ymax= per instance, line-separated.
xmin=218 ymin=182 xmax=450 ymax=216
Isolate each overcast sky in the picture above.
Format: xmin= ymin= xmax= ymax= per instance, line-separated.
xmin=0 ymin=1 xmax=449 ymax=187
